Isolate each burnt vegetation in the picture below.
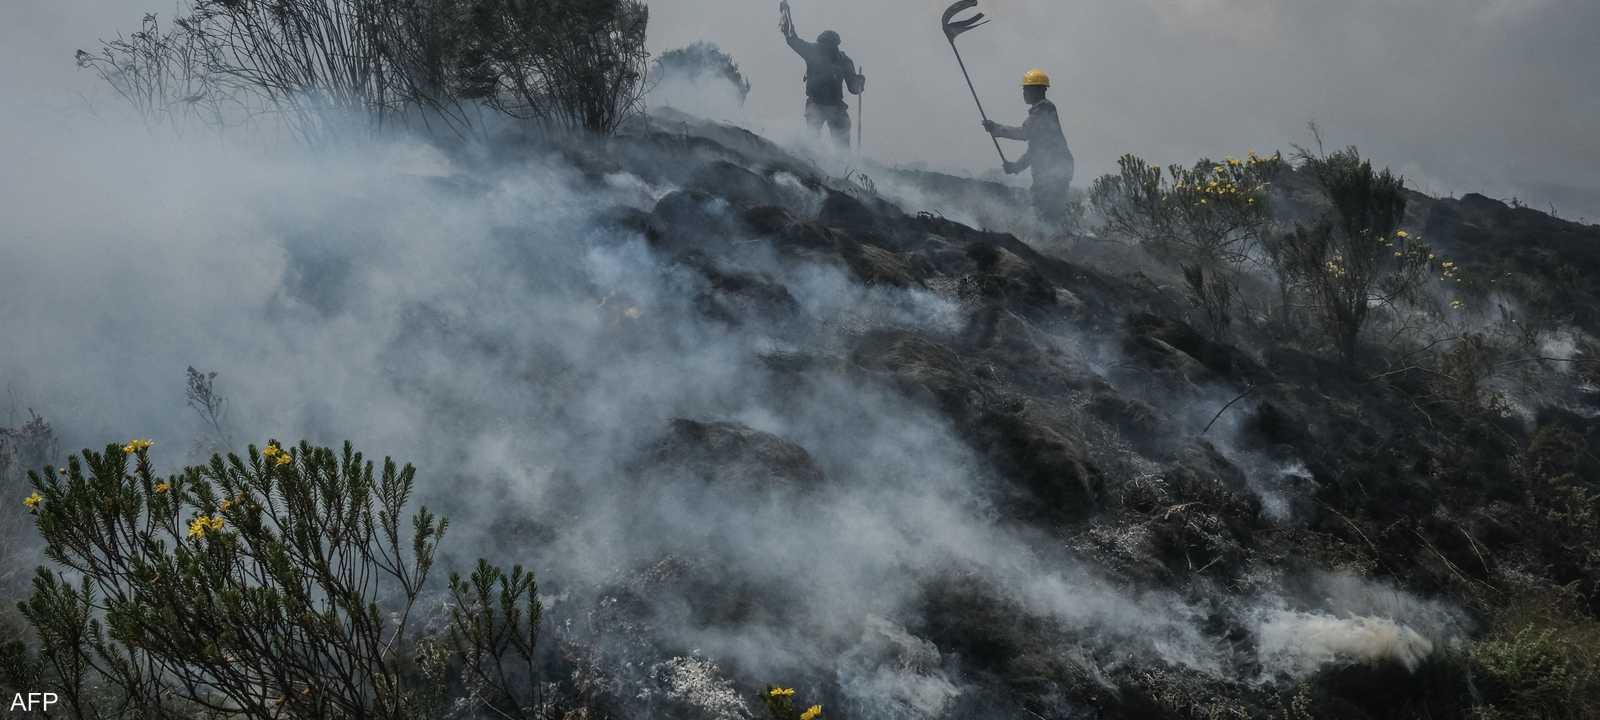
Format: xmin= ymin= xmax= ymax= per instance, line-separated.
xmin=8 ymin=5 xmax=1600 ymax=720
xmin=77 ymin=0 xmax=652 ymax=140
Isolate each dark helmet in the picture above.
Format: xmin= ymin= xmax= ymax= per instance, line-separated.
xmin=817 ymin=30 xmax=841 ymax=47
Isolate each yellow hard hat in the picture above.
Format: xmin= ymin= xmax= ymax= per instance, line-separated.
xmin=1022 ymin=69 xmax=1051 ymax=87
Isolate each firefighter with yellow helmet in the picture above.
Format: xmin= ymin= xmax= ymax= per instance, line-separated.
xmin=984 ymin=69 xmax=1075 ymax=227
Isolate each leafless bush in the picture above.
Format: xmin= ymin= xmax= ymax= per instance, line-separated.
xmin=1433 ymin=334 xmax=1510 ymax=416
xmin=1 ymin=409 xmax=56 ymax=649
xmin=1275 ymin=146 xmax=1433 ymax=364
xmin=458 ymin=0 xmax=650 ymax=135
xmin=78 ymin=0 xmax=651 ymax=141
xmin=74 ymin=13 xmax=236 ymax=135
xmin=1182 ymin=263 xmax=1237 ymax=340
xmin=185 ymin=365 xmax=232 ymax=452
xmin=653 ymin=42 xmax=752 ymax=107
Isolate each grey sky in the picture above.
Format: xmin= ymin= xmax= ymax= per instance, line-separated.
xmin=652 ymin=0 xmax=1599 ymax=215
xmin=6 ymin=0 xmax=1598 ymax=215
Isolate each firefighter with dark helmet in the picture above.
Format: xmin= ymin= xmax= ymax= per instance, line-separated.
xmin=984 ymin=69 xmax=1076 ymax=227
xmin=780 ymin=1 xmax=865 ymax=147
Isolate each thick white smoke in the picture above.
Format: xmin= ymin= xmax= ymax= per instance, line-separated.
xmin=1 ymin=94 xmax=1474 ymax=715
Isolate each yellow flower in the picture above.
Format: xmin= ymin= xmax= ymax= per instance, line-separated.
xmin=155 ymin=482 xmax=171 ymax=494
xmin=801 ymin=705 xmax=823 ymax=720
xmin=769 ymin=687 xmax=796 ymax=698
xmin=262 ymin=442 xmax=292 ymax=466
xmin=1396 ymin=230 xmax=1410 ymax=239
xmin=220 ymin=498 xmax=233 ymax=512
xmin=24 ymin=492 xmax=43 ymax=511
xmin=122 ymin=438 xmax=153 ymax=455
xmin=188 ymin=514 xmax=226 ymax=540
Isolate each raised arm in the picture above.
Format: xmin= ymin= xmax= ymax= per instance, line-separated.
xmin=787 ymin=33 xmax=812 ymax=57
xmin=780 ymin=3 xmax=808 ymax=56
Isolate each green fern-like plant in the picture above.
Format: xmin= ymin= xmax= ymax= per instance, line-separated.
xmin=17 ymin=439 xmax=455 ymax=718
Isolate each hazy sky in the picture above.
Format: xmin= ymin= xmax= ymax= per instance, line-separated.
xmin=651 ymin=0 xmax=1599 ymax=214
xmin=5 ymin=0 xmax=1597 ymax=214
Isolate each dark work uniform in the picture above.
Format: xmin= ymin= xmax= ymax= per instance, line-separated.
xmin=785 ymin=34 xmax=860 ymax=146
xmin=991 ymin=99 xmax=1075 ymax=226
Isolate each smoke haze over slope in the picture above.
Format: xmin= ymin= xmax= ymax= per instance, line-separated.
xmin=647 ymin=0 xmax=1600 ymax=218
xmin=4 ymin=0 xmax=1599 ymax=217
xmin=2 ymin=0 xmax=1596 ymax=716
xmin=0 ymin=87 xmax=1477 ymax=716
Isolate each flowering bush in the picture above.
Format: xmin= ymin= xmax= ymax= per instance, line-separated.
xmin=763 ymin=685 xmax=825 ymax=720
xmin=1090 ymin=151 xmax=1283 ymax=267
xmin=12 ymin=438 xmax=554 ymax=719
xmin=1272 ymin=147 xmax=1440 ymax=363
xmin=1091 ymin=151 xmax=1282 ymax=337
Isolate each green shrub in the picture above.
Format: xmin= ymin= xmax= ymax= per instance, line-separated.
xmin=446 ymin=559 xmax=544 ymax=718
xmin=1471 ymin=621 xmax=1600 ymax=719
xmin=15 ymin=438 xmax=556 ymax=719
xmin=1517 ymin=426 xmax=1600 ymax=605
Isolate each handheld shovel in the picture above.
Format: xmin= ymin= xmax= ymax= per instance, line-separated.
xmin=942 ymin=0 xmax=1007 ymax=165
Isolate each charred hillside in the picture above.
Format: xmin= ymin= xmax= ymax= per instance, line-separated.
xmin=526 ymin=112 xmax=1600 ymax=717
xmin=4 ymin=107 xmax=1599 ymax=720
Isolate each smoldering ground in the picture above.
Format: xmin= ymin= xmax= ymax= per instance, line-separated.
xmin=0 ymin=94 xmax=1478 ymax=716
